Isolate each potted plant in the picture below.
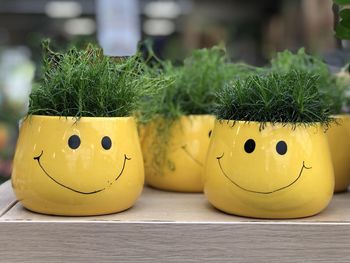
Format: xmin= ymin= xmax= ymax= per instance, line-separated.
xmin=139 ymin=46 xmax=234 ymax=192
xmin=204 ymin=70 xmax=334 ymax=219
xmin=11 ymin=41 xmax=145 ymax=216
xmin=271 ymin=48 xmax=350 ymax=192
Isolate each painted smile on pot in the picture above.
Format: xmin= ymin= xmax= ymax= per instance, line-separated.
xmin=181 ymin=144 xmax=203 ymax=166
xmin=216 ymin=153 xmax=312 ymax=194
xmin=33 ymin=150 xmax=131 ymax=195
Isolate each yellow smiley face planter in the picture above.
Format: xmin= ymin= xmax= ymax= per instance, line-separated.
xmin=142 ymin=115 xmax=215 ymax=192
xmin=12 ymin=115 xmax=144 ymax=216
xmin=327 ymin=114 xmax=350 ymax=193
xmin=203 ymin=120 xmax=334 ymax=219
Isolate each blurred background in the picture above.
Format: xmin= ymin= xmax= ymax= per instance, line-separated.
xmin=0 ymin=0 xmax=345 ymax=182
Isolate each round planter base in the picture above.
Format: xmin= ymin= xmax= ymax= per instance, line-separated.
xmin=12 ymin=115 xmax=144 ymax=216
xmin=204 ymin=120 xmax=334 ymax=219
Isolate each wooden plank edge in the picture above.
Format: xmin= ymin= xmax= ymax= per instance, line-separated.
xmin=0 ymin=222 xmax=349 ymax=263
xmin=1 ymin=219 xmax=350 ymax=225
xmin=0 ymin=180 xmax=17 ymax=217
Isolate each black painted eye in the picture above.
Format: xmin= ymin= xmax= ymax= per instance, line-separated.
xmin=68 ymin=135 xmax=80 ymax=149
xmin=276 ymin=140 xmax=287 ymax=155
xmin=244 ymin=139 xmax=255 ymax=153
xmin=208 ymin=130 xmax=212 ymax=138
xmin=101 ymin=136 xmax=112 ymax=150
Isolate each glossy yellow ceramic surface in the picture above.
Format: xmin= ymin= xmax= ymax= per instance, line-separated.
xmin=204 ymin=120 xmax=334 ymax=219
xmin=12 ymin=115 xmax=144 ymax=216
xmin=327 ymin=114 xmax=350 ymax=192
xmin=142 ymin=115 xmax=215 ymax=192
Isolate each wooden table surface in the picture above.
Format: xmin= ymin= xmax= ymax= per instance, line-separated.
xmin=1 ymin=180 xmax=350 ymax=262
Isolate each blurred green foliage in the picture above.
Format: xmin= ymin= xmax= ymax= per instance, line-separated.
xmin=334 ymin=0 xmax=350 ymax=39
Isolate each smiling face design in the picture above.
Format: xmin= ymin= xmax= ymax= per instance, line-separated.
xmin=33 ymin=135 xmax=131 ymax=195
xmin=203 ymin=120 xmax=334 ymax=219
xmin=12 ymin=116 xmax=144 ymax=216
xmin=216 ymin=139 xmax=312 ymax=195
xmin=142 ymin=115 xmax=215 ymax=192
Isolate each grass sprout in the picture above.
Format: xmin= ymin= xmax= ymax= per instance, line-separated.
xmin=270 ymin=48 xmax=347 ymax=114
xmin=215 ymin=70 xmax=332 ymax=128
xmin=28 ymin=40 xmax=148 ymax=118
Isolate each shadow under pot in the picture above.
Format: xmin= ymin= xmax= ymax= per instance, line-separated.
xmin=203 ymin=120 xmax=334 ymax=219
xmin=142 ymin=115 xmax=215 ymax=192
xmin=327 ymin=114 xmax=350 ymax=193
xmin=11 ymin=115 xmax=144 ymax=216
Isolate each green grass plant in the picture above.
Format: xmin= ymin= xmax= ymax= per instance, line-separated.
xmin=139 ymin=46 xmax=229 ymax=123
xmin=28 ymin=40 xmax=147 ymax=118
xmin=215 ymin=70 xmax=332 ymax=128
xmin=139 ymin=46 xmax=261 ymax=123
xmin=270 ymin=48 xmax=347 ymax=115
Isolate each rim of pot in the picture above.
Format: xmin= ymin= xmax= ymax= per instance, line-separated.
xmin=23 ymin=115 xmax=135 ymax=121
xmin=330 ymin=113 xmax=349 ymax=118
xmin=216 ymin=119 xmax=325 ymax=128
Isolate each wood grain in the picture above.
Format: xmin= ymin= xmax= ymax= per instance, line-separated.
xmin=0 ymin=180 xmax=17 ymax=217
xmin=0 ymin=222 xmax=350 ymax=263
xmin=1 ymin=183 xmax=350 ymax=262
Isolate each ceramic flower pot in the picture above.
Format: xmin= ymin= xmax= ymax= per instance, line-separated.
xmin=327 ymin=114 xmax=350 ymax=193
xmin=204 ymin=120 xmax=334 ymax=219
xmin=142 ymin=115 xmax=215 ymax=192
xmin=12 ymin=115 xmax=144 ymax=216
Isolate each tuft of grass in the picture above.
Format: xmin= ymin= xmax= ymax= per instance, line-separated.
xmin=176 ymin=46 xmax=231 ymax=115
xmin=215 ymin=70 xmax=332 ymax=128
xmin=139 ymin=46 xmax=229 ymax=123
xmin=139 ymin=46 xmax=261 ymax=123
xmin=270 ymin=48 xmax=347 ymax=114
xmin=28 ymin=40 xmax=147 ymax=118
xmin=271 ymin=48 xmax=329 ymax=77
